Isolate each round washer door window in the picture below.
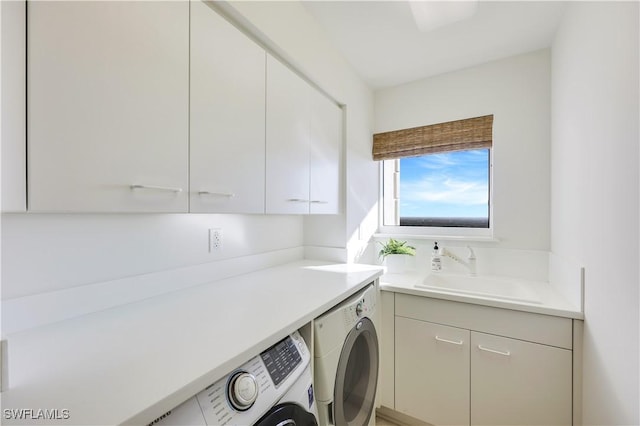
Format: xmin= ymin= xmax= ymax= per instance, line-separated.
xmin=254 ymin=403 xmax=318 ymax=426
xmin=332 ymin=317 xmax=379 ymax=426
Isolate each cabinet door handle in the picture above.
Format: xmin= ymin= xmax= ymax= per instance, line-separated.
xmin=130 ymin=184 xmax=182 ymax=193
xmin=310 ymin=200 xmax=328 ymax=204
xmin=198 ymin=191 xmax=235 ymax=198
xmin=478 ymin=345 xmax=511 ymax=356
xmin=287 ymin=198 xmax=310 ymax=203
xmin=435 ymin=336 xmax=464 ymax=346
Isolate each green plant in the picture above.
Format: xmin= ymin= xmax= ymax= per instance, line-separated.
xmin=378 ymin=238 xmax=416 ymax=258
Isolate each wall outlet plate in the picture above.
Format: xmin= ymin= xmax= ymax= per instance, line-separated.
xmin=209 ymin=228 xmax=223 ymax=252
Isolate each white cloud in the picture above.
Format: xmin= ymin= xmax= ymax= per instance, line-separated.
xmin=414 ymin=153 xmax=457 ymax=169
xmin=401 ymin=175 xmax=488 ymax=206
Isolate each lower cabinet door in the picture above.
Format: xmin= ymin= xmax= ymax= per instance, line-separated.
xmin=470 ymin=332 xmax=572 ymax=426
xmin=395 ymin=316 xmax=470 ymax=425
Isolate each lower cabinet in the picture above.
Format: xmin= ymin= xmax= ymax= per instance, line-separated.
xmin=470 ymin=332 xmax=572 ymax=426
xmin=394 ymin=294 xmax=573 ymax=426
xmin=396 ymin=317 xmax=470 ymax=425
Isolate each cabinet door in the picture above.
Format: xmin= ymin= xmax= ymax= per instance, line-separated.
xmin=265 ymin=55 xmax=310 ymax=214
xmin=471 ymin=332 xmax=572 ymax=426
xmin=395 ymin=316 xmax=470 ymax=425
xmin=309 ymin=89 xmax=341 ymax=214
xmin=190 ymin=1 xmax=266 ymax=214
xmin=28 ymin=2 xmax=189 ymax=212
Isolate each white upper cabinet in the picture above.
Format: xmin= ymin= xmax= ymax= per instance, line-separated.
xmin=189 ymin=1 xmax=266 ymax=214
xmin=265 ymin=55 xmax=311 ymax=214
xmin=309 ymin=88 xmax=342 ymax=214
xmin=27 ymin=2 xmax=189 ymax=212
xmin=266 ymin=54 xmax=342 ymax=215
xmin=24 ymin=2 xmax=339 ymax=215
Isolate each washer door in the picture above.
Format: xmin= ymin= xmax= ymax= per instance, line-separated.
xmin=254 ymin=403 xmax=318 ymax=426
xmin=332 ymin=317 xmax=379 ymax=426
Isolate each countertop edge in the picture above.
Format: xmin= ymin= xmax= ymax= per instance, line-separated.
xmin=380 ymin=281 xmax=584 ymax=320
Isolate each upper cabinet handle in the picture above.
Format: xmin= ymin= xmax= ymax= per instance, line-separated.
xmin=435 ymin=336 xmax=464 ymax=346
xmin=478 ymin=345 xmax=511 ymax=356
xmin=287 ymin=198 xmax=310 ymax=203
xmin=198 ymin=191 xmax=235 ymax=198
xmin=130 ymin=184 xmax=182 ymax=193
xmin=310 ymin=200 xmax=329 ymax=204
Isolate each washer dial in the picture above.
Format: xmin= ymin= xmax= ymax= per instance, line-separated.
xmin=227 ymin=371 xmax=258 ymax=411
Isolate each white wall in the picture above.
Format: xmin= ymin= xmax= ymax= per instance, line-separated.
xmin=1 ymin=1 xmax=26 ymax=212
xmin=1 ymin=214 xmax=304 ymax=299
xmin=551 ymin=2 xmax=639 ymax=424
xmin=375 ymin=49 xmax=551 ymax=251
xmin=1 ymin=1 xmax=376 ymax=301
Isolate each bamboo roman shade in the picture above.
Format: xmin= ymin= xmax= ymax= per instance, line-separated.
xmin=372 ymin=114 xmax=493 ymax=161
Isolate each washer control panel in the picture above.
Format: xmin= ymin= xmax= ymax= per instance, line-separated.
xmin=260 ymin=333 xmax=303 ymax=387
xmin=149 ymin=332 xmax=309 ymax=426
xmin=342 ymin=283 xmax=377 ymax=328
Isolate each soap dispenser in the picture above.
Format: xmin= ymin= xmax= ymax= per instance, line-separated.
xmin=431 ymin=242 xmax=442 ymax=272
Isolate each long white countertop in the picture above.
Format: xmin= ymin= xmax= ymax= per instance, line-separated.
xmin=380 ymin=272 xmax=583 ymax=320
xmin=1 ymin=260 xmax=384 ymax=425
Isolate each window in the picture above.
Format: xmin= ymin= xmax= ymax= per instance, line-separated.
xmin=374 ymin=115 xmax=493 ymax=236
xmin=382 ymin=149 xmax=491 ymax=228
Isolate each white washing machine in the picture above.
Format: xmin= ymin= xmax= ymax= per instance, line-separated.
xmin=314 ymin=283 xmax=379 ymax=426
xmin=151 ymin=331 xmax=318 ymax=426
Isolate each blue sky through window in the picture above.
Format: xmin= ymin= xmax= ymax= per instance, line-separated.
xmin=399 ymin=149 xmax=489 ymax=218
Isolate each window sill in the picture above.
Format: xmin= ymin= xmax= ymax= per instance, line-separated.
xmin=373 ymin=233 xmax=500 ymax=243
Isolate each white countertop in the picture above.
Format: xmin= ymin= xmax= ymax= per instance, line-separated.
xmin=380 ymin=272 xmax=583 ymax=320
xmin=1 ymin=260 xmax=383 ymax=425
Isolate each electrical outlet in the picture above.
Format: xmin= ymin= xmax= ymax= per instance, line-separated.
xmin=209 ymin=228 xmax=223 ymax=252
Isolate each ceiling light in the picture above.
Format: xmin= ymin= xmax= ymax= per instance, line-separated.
xmin=409 ymin=1 xmax=479 ymax=32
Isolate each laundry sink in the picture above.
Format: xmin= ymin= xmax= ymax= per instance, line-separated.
xmin=415 ymin=273 xmax=542 ymax=304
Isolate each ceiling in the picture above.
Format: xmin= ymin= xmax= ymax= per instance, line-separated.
xmin=302 ymin=1 xmax=568 ymax=89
